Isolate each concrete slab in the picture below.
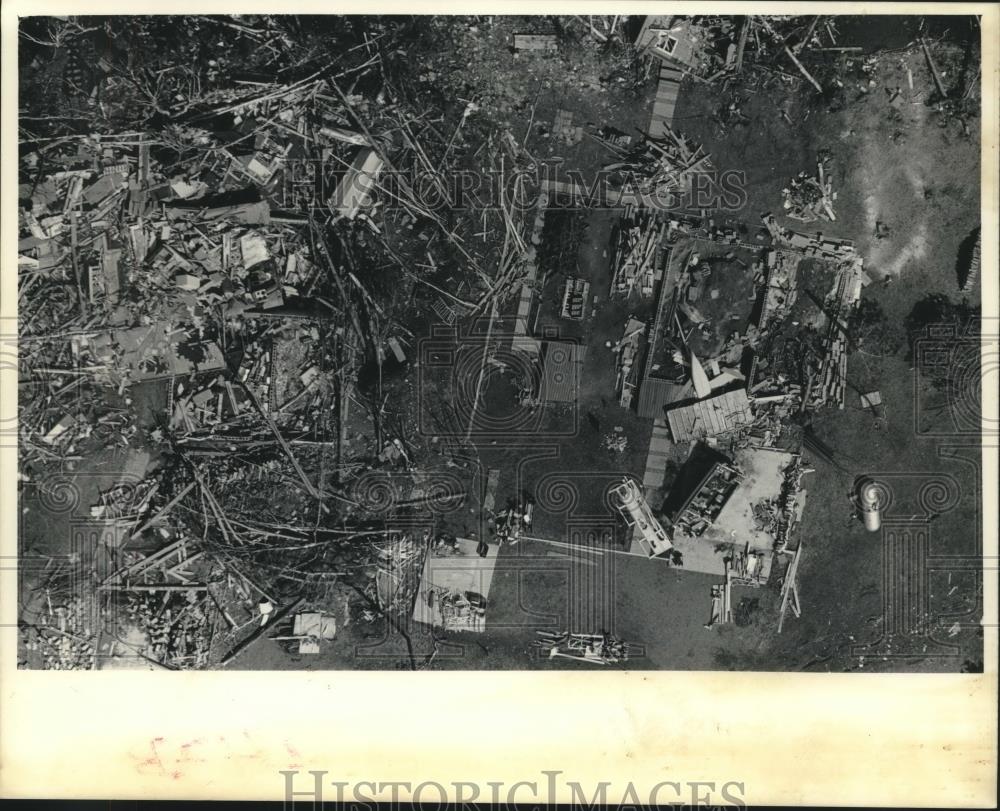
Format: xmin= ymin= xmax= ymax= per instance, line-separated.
xmin=706 ymin=446 xmax=793 ymax=552
xmin=665 ymin=446 xmax=796 ymax=577
xmin=665 ymin=534 xmax=731 ymax=576
xmin=412 ymin=538 xmax=498 ymax=633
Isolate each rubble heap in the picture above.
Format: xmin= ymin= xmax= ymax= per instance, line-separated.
xmin=605 ymin=124 xmax=714 ymax=201
xmin=610 ymin=206 xmax=666 ymax=297
xmin=17 ymin=18 xmax=545 ymax=670
xmin=781 ymin=156 xmax=837 ymax=222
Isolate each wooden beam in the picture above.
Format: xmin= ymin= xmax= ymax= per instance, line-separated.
xmin=105 ymin=537 xmax=187 ymax=584
xmin=920 ymin=37 xmax=948 ymax=98
xmin=792 ymin=16 xmax=822 ymax=56
xmin=128 ymin=481 xmax=196 ymax=540
xmin=735 ymin=18 xmax=750 ymax=71
xmin=790 ymin=582 xmax=802 ymax=617
xmin=240 ymin=380 xmax=322 ymax=503
xmin=784 ymin=44 xmax=823 ymax=93
xmin=69 ymin=212 xmax=88 ymax=318
xmin=777 ymin=544 xmax=804 ymax=633
xmin=575 ymin=15 xmax=608 ymax=42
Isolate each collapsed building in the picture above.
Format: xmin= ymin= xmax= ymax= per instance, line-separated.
xmin=17 ymin=54 xmax=521 ymax=669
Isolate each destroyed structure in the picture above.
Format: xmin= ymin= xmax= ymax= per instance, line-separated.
xmin=16 ymin=13 xmax=980 ymax=670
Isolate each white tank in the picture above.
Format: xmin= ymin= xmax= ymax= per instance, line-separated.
xmin=859 ymin=483 xmax=881 ymax=532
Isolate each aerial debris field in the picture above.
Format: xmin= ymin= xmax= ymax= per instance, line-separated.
xmin=16 ymin=14 xmax=984 ymax=672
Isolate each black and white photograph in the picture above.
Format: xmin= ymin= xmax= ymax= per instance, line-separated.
xmin=11 ymin=10 xmax=989 ymax=681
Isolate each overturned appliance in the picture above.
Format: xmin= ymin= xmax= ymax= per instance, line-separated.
xmin=610 ymin=476 xmax=673 ymax=557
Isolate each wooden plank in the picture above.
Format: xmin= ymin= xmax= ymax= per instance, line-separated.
xmin=687 ymin=402 xmax=703 ymax=437
xmin=783 ymin=44 xmax=823 ymax=93
xmin=107 ymin=537 xmax=187 ymax=583
xmin=666 ymin=409 xmax=681 ymax=440
xmin=707 ymin=398 xmax=724 ymax=434
xmin=680 ymin=406 xmax=696 ymax=439
xmin=242 ymin=381 xmax=322 ymax=502
xmin=722 ymin=392 xmax=737 ymax=429
xmin=128 ymin=481 xmax=196 ymax=541
xmin=920 ymin=37 xmax=947 ymax=98
xmin=695 ymin=400 xmax=712 ymax=436
xmin=735 ymin=18 xmax=749 ymax=71
xmin=792 ymin=16 xmax=822 ymax=56
xmin=778 ymin=544 xmax=804 ymax=633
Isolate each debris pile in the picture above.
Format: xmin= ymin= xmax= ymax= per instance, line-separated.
xmin=284 ymin=611 xmax=339 ymax=655
xmin=762 ymin=214 xmax=856 ymax=260
xmin=603 ymin=426 xmax=629 ymax=454
xmin=782 ymin=156 xmax=837 ymax=222
xmin=17 ymin=19 xmax=547 ymax=668
xmin=772 ymin=455 xmax=813 ymax=553
xmin=804 ymin=257 xmax=866 ymax=411
xmin=534 ymin=630 xmax=634 ymax=664
xmin=588 ymin=125 xmax=634 ymax=153
xmin=492 ymin=500 xmax=534 ymax=546
xmin=757 ymin=249 xmax=802 ymax=327
xmin=374 ymin=533 xmax=428 ymax=616
xmin=606 ymin=125 xmax=714 ymax=200
xmin=118 ymin=591 xmax=215 ymax=668
xmin=614 ymin=316 xmax=647 ymax=408
xmin=610 ymin=207 xmax=665 ymax=297
xmin=22 ymin=596 xmax=96 ymax=670
xmin=705 ymin=581 xmax=732 ymax=627
xmin=552 ymin=108 xmax=584 ymax=145
xmin=436 ymin=590 xmax=487 ymax=631
xmin=637 ymin=15 xmax=738 ymax=82
xmin=671 ymin=461 xmax=743 ymax=538
xmin=728 ymin=543 xmax=767 ymax=586
xmin=560 ymin=276 xmax=591 ymax=320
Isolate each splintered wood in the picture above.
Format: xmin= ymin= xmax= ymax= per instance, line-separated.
xmin=610 ymin=207 xmax=666 ymax=297
xmin=807 ymin=258 xmax=866 ymax=411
